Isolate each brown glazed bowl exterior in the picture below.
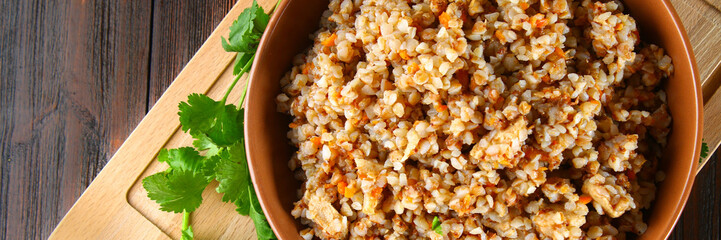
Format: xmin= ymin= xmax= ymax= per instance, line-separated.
xmin=244 ymin=0 xmax=702 ymax=239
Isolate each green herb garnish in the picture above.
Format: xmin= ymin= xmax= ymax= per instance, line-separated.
xmin=142 ymin=1 xmax=279 ymax=239
xmin=432 ymin=216 xmax=443 ymax=234
xmin=142 ymin=148 xmax=215 ymax=214
xmin=700 ymin=141 xmax=709 ymax=162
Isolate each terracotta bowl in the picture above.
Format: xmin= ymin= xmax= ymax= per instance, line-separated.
xmin=245 ymin=0 xmax=702 ymax=239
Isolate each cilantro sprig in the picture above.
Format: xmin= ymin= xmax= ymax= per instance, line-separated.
xmin=700 ymin=141 xmax=709 ymax=161
xmin=142 ymin=1 xmax=279 ymax=239
xmin=431 ymin=216 xmax=443 ymax=234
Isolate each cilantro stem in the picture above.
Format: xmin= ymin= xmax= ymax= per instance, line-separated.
xmin=221 ymin=54 xmax=256 ymax=106
xmin=237 ymin=54 xmax=256 ymax=109
xmin=182 ymin=210 xmax=190 ymax=232
xmin=221 ymin=74 xmax=242 ymax=105
xmin=270 ymin=0 xmax=282 ymax=15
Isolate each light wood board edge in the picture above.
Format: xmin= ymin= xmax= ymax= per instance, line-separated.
xmin=671 ymin=0 xmax=721 ymax=82
xmin=675 ymin=0 xmax=721 ymax=173
xmin=700 ymin=61 xmax=721 ymax=172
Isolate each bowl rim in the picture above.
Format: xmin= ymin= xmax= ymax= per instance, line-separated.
xmin=646 ymin=0 xmax=702 ymax=238
xmin=245 ymin=0 xmax=298 ymax=239
xmin=245 ymin=0 xmax=704 ymax=239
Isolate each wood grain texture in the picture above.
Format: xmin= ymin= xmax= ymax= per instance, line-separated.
xmin=0 ymin=0 xmax=719 ymax=239
xmin=148 ymin=0 xmax=236 ymax=109
xmin=671 ymin=153 xmax=721 ymax=239
xmin=669 ymin=0 xmax=721 ymax=84
xmin=0 ymin=0 xmax=151 ymax=239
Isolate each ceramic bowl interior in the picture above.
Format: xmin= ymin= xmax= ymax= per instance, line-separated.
xmin=244 ymin=0 xmax=702 ymax=239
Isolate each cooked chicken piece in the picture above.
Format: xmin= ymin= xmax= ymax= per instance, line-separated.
xmin=307 ymin=192 xmax=348 ymax=238
xmin=582 ymin=173 xmax=636 ymax=218
xmin=470 ymin=118 xmax=530 ymax=169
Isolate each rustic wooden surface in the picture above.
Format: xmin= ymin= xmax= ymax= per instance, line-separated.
xmin=0 ymin=0 xmax=719 ymax=239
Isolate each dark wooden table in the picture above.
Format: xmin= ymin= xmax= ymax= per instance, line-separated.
xmin=0 ymin=1 xmax=719 ymax=239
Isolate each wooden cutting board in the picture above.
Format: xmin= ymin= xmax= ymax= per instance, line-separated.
xmin=49 ymin=0 xmax=721 ymax=239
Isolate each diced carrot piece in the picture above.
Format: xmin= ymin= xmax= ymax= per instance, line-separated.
xmin=337 ymin=181 xmax=348 ymax=195
xmin=579 ymin=195 xmax=593 ymax=205
xmin=541 ymin=75 xmax=551 ymax=83
xmin=495 ymin=30 xmax=506 ymax=43
xmin=536 ymin=18 xmax=548 ymax=28
xmin=321 ymin=33 xmax=337 ymax=47
xmin=399 ymin=50 xmax=411 ymax=60
xmin=439 ymin=12 xmax=451 ymax=28
xmin=371 ymin=187 xmax=384 ymax=198
xmin=344 ymin=184 xmax=357 ymax=198
xmin=486 ymin=116 xmax=496 ymax=126
xmin=615 ymin=23 xmax=624 ymax=31
xmin=554 ymin=47 xmax=565 ymax=58
xmin=408 ymin=62 xmax=420 ymax=73
xmin=302 ymin=62 xmax=314 ymax=75
xmin=519 ymin=2 xmax=529 ymax=10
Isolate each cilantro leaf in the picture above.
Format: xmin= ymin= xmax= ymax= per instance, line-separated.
xmin=179 ymin=93 xmax=223 ymax=133
xmin=179 ymin=94 xmax=244 ymax=147
xmin=142 ymin=170 xmax=208 ymax=213
xmin=249 ymin=185 xmax=277 ymax=240
xmin=192 ymin=133 xmax=221 ymax=157
xmin=142 ymin=148 xmax=215 ymax=213
xmin=204 ymin=106 xmax=244 ymax=146
xmin=700 ymin=141 xmax=710 ymax=161
xmin=202 ymin=155 xmax=220 ymax=179
xmin=431 ymin=216 xmax=443 ymax=234
xmin=158 ymin=147 xmax=218 ymax=182
xmin=221 ymin=0 xmax=270 ymax=54
xmin=157 ymin=148 xmax=203 ymax=176
xmin=233 ymin=51 xmax=254 ymax=76
xmin=215 ymin=142 xmax=252 ymax=214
